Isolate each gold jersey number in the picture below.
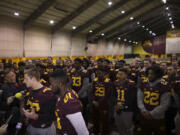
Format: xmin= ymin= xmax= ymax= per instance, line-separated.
xmin=144 ymin=91 xmax=160 ymax=106
xmin=95 ymin=87 xmax=105 ymax=97
xmin=117 ymin=89 xmax=125 ymax=102
xmin=26 ymin=100 xmax=40 ymax=112
xmin=72 ymin=76 xmax=81 ymax=87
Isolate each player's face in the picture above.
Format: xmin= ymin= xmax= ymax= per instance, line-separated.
xmin=6 ymin=71 xmax=16 ymax=83
xmin=50 ymin=77 xmax=61 ymax=95
xmin=167 ymin=66 xmax=175 ymax=76
xmin=116 ymin=71 xmax=127 ymax=81
xmin=24 ymin=74 xmax=33 ymax=88
xmin=148 ymin=70 xmax=156 ymax=82
xmin=144 ymin=61 xmax=151 ymax=69
xmin=74 ymin=61 xmax=81 ymax=69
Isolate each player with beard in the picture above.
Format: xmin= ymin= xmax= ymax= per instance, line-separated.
xmin=137 ymin=66 xmax=170 ymax=135
xmin=49 ymin=70 xmax=89 ymax=135
xmin=22 ymin=65 xmax=56 ymax=135
xmin=69 ymin=58 xmax=90 ymax=125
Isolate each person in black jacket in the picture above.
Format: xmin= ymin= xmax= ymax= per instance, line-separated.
xmin=1 ymin=68 xmax=23 ymax=135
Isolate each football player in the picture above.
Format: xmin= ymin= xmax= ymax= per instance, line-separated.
xmin=112 ymin=68 xmax=137 ymax=135
xmin=92 ymin=69 xmax=112 ymax=135
xmin=23 ymin=65 xmax=57 ymax=135
xmin=50 ymin=70 xmax=89 ymax=135
xmin=137 ymin=66 xmax=170 ymax=135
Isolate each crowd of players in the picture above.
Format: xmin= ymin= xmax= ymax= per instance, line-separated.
xmin=0 ymin=54 xmax=180 ymax=135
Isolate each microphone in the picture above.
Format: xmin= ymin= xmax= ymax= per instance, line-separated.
xmin=5 ymin=107 xmax=19 ymax=124
xmin=15 ymin=122 xmax=23 ymax=135
xmin=14 ymin=90 xmax=27 ymax=99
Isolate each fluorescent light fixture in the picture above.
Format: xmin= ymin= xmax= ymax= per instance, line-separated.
xmin=49 ymin=20 xmax=54 ymax=24
xmin=121 ymin=10 xmax=125 ymax=14
xmin=14 ymin=12 xmax=19 ymax=16
xmin=137 ymin=22 xmax=140 ymax=25
xmin=101 ymin=33 xmax=105 ymax=36
xmin=89 ymin=30 xmax=93 ymax=33
xmin=162 ymin=0 xmax=166 ymax=4
xmin=130 ymin=17 xmax=134 ymax=20
xmin=118 ymin=37 xmax=121 ymax=40
xmin=72 ymin=26 xmax=76 ymax=30
xmin=108 ymin=1 xmax=112 ymax=6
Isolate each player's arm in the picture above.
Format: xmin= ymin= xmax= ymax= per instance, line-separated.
xmin=137 ymin=88 xmax=147 ymax=112
xmin=174 ymin=91 xmax=180 ymax=111
xmin=150 ymin=92 xmax=170 ymax=118
xmin=66 ymin=112 xmax=89 ymax=135
xmin=78 ymin=77 xmax=89 ymax=97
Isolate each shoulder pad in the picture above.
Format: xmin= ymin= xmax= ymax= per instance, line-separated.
xmin=131 ymin=73 xmax=136 ymax=76
xmin=160 ymin=81 xmax=168 ymax=85
xmin=40 ymin=79 xmax=46 ymax=83
xmin=43 ymin=88 xmax=51 ymax=93
xmin=142 ymin=77 xmax=148 ymax=83
xmin=82 ymin=69 xmax=87 ymax=73
xmin=26 ymin=92 xmax=30 ymax=96
xmin=129 ymin=79 xmax=135 ymax=83
xmin=110 ymin=69 xmax=114 ymax=71
xmin=163 ymin=75 xmax=168 ymax=79
xmin=93 ymin=78 xmax=98 ymax=82
xmin=105 ymin=78 xmax=110 ymax=83
xmin=71 ymin=68 xmax=75 ymax=73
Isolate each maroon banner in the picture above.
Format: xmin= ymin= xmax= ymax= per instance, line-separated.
xmin=142 ymin=35 xmax=166 ymax=54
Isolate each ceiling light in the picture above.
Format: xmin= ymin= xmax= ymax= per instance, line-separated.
xmin=152 ymin=33 xmax=156 ymax=36
xmin=146 ymin=28 xmax=149 ymax=31
xmin=49 ymin=20 xmax=54 ymax=24
xmin=137 ymin=22 xmax=140 ymax=25
xmin=101 ymin=33 xmax=104 ymax=36
xmin=89 ymin=30 xmax=93 ymax=33
xmin=149 ymin=31 xmax=152 ymax=34
xmin=136 ymin=42 xmax=138 ymax=44
xmin=172 ymin=25 xmax=175 ymax=29
xmin=14 ymin=12 xmax=19 ymax=16
xmin=169 ymin=17 xmax=172 ymax=20
xmin=118 ymin=37 xmax=121 ymax=40
xmin=162 ymin=0 xmax=166 ymax=4
xmin=129 ymin=40 xmax=132 ymax=43
xmin=166 ymin=7 xmax=169 ymax=10
xmin=108 ymin=1 xmax=112 ymax=6
xmin=121 ymin=10 xmax=125 ymax=14
xmin=142 ymin=25 xmax=145 ymax=28
xmin=124 ymin=39 xmax=127 ymax=41
xmin=130 ymin=17 xmax=134 ymax=20
xmin=167 ymin=13 xmax=171 ymax=16
xmin=72 ymin=26 xmax=76 ymax=30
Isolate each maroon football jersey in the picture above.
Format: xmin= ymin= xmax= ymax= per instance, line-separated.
xmin=25 ymin=86 xmax=56 ymax=128
xmin=138 ymin=69 xmax=147 ymax=82
xmin=139 ymin=79 xmax=169 ymax=111
xmin=113 ymin=79 xmax=137 ymax=111
xmin=69 ymin=68 xmax=88 ymax=93
xmin=92 ymin=78 xmax=112 ymax=109
xmin=55 ymin=90 xmax=82 ymax=135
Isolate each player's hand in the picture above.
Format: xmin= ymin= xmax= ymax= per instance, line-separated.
xmin=23 ymin=108 xmax=38 ymax=120
xmin=0 ymin=124 xmax=8 ymax=134
xmin=7 ymin=96 xmax=15 ymax=105
xmin=92 ymin=101 xmax=99 ymax=107
xmin=142 ymin=111 xmax=152 ymax=120
xmin=114 ymin=102 xmax=124 ymax=110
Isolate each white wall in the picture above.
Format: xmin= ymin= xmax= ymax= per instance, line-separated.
xmin=166 ymin=38 xmax=180 ymax=54
xmin=0 ymin=16 xmax=132 ymax=58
